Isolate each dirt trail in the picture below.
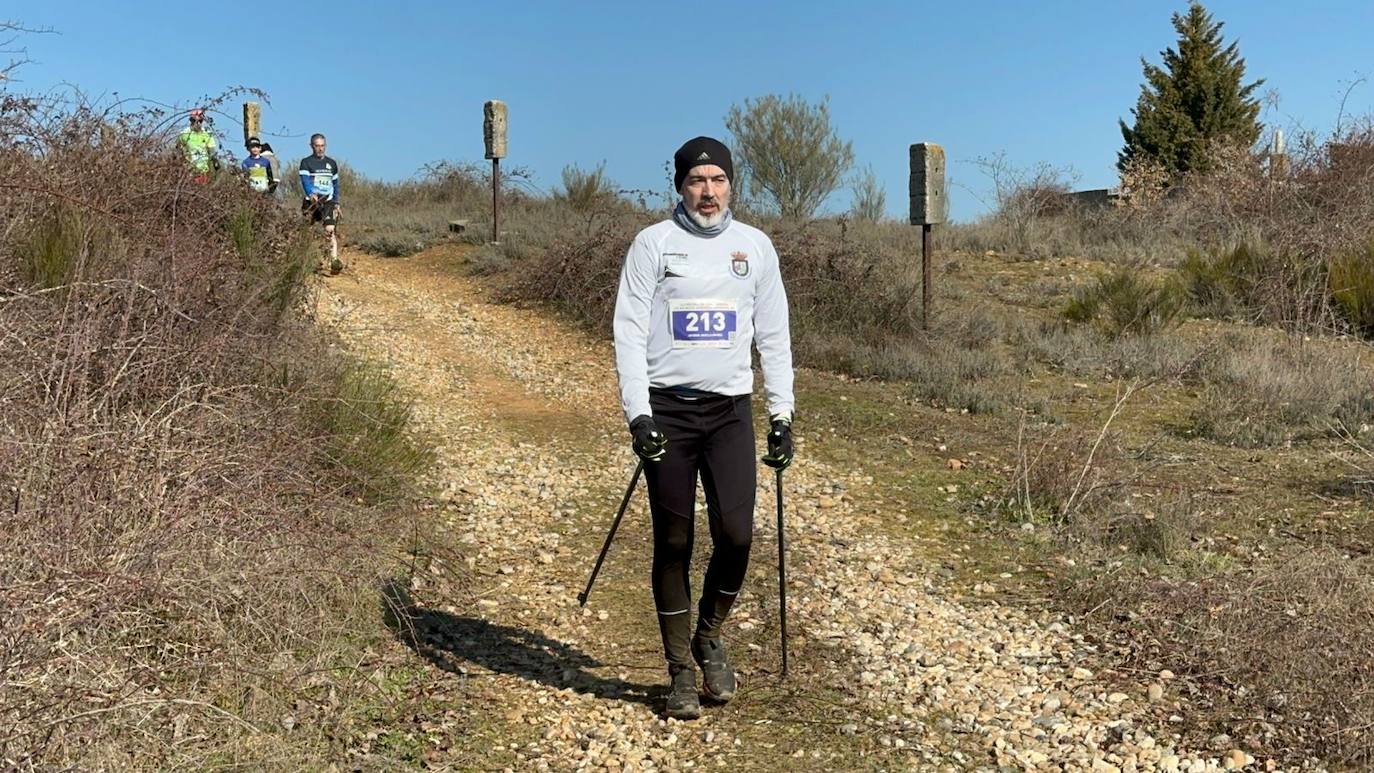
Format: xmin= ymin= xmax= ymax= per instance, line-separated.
xmin=316 ymin=245 xmax=1265 ymax=772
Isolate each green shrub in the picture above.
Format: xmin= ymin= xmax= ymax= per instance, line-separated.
xmin=267 ymin=232 xmax=320 ymax=314
xmin=19 ymin=206 xmax=86 ymax=289
xmin=313 ymin=360 xmax=433 ymax=504
xmin=1063 ymin=265 xmax=1184 ymax=337
xmin=1329 ymin=242 xmax=1374 ymax=338
xmin=554 ymin=162 xmax=618 ymax=212
xmin=1179 ymin=243 xmax=1265 ymax=319
xmin=228 ymin=205 xmax=259 ymax=262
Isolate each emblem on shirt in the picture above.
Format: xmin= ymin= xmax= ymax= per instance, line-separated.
xmin=730 ymin=251 xmax=749 ymax=278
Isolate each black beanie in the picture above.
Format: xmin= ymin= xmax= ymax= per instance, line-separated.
xmin=674 ymin=136 xmax=733 ymax=191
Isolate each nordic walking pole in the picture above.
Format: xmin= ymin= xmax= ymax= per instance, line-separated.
xmin=578 ymin=461 xmax=644 ymax=607
xmin=775 ymin=467 xmax=789 ymax=678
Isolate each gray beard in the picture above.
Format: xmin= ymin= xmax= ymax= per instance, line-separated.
xmin=686 ymin=207 xmax=724 ymax=229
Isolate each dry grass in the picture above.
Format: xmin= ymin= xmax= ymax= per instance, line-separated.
xmin=1066 ymin=550 xmax=1374 ymax=766
xmin=1188 ymin=333 xmax=1374 ymax=447
xmin=0 ymin=96 xmax=435 ymax=766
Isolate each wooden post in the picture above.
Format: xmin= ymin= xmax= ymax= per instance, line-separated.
xmin=242 ymin=102 xmax=261 ymax=144
xmin=484 ymin=100 xmax=508 ymax=244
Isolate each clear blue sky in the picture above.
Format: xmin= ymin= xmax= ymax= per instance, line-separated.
xmin=10 ymin=1 xmax=1374 ymax=221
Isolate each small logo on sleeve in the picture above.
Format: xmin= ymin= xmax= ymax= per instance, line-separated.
xmin=730 ymin=251 xmax=749 ymax=278
xmin=663 ymin=252 xmax=689 ymax=278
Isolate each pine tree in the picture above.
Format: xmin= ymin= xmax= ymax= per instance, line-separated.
xmin=1118 ymin=2 xmax=1263 ymax=179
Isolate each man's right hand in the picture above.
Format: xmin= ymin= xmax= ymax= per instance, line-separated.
xmin=629 ymin=415 xmax=667 ymax=462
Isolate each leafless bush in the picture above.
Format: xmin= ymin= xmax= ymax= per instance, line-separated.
xmin=504 ymin=210 xmax=655 ymax=331
xmin=848 ymin=164 xmax=886 ymax=222
xmin=1129 ymin=551 xmax=1374 ymax=765
xmin=968 ymin=153 xmax=1078 ymax=256
xmin=0 ymin=94 xmax=430 ymax=766
xmin=554 ymin=162 xmax=618 ymax=212
xmin=1005 ymin=393 xmax=1138 ymax=525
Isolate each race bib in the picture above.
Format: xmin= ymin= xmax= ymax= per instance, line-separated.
xmin=312 ymin=172 xmax=334 ymax=196
xmin=669 ymin=299 xmax=737 ymax=348
xmin=248 ymin=166 xmax=269 ymax=191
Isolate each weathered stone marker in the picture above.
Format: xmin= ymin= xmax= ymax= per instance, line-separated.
xmin=484 ymin=100 xmax=507 ymax=243
xmin=909 ymin=143 xmax=947 ymax=329
xmin=242 ymin=102 xmax=261 ymax=145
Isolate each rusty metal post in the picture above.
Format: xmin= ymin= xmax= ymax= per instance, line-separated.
xmin=492 ymin=157 xmax=500 ymax=244
xmin=922 ymin=224 xmax=933 ymax=330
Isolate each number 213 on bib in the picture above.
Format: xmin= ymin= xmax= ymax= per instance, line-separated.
xmin=669 ymin=299 xmax=738 ymax=348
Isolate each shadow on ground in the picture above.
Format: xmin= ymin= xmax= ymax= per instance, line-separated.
xmin=381 ymin=579 xmax=660 ymax=710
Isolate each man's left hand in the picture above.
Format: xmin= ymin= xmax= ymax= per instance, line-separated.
xmin=762 ymin=417 xmax=794 ymax=470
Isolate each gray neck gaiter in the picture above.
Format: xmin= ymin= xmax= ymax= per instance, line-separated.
xmin=673 ymin=201 xmax=733 ymax=237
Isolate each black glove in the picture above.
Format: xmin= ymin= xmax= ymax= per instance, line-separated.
xmin=762 ymin=416 xmax=794 ymax=469
xmin=629 ymin=415 xmax=667 ymax=462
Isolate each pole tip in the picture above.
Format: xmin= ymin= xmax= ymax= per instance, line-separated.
xmin=576 ymin=593 xmax=588 ymax=607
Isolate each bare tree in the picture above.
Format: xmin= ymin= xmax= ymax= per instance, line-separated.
xmin=974 ymin=152 xmax=1077 ymax=254
xmin=848 ymin=164 xmax=887 ymax=222
xmin=0 ymin=20 xmax=53 ymax=82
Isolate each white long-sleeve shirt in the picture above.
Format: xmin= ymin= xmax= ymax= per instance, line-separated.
xmin=613 ymin=217 xmax=795 ymax=424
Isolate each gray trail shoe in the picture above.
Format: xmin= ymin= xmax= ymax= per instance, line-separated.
xmin=692 ymin=635 xmax=737 ymax=703
xmin=665 ymin=665 xmax=701 ymax=720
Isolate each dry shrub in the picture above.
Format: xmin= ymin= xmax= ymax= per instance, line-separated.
xmin=327 ymin=159 xmax=512 ymax=256
xmin=1127 ymin=551 xmax=1374 ymax=765
xmin=1013 ymin=320 xmax=1206 ymax=381
xmin=767 ymin=220 xmax=1024 ymax=410
xmin=949 ymin=121 xmax=1374 ymax=334
xmin=504 ymin=209 xmax=655 ymax=331
xmin=554 ymin=162 xmax=618 ymax=212
xmin=771 ymin=219 xmax=921 ymax=343
xmin=804 ymin=334 xmax=1009 ymax=415
xmin=1165 ymin=127 xmax=1374 ymax=334
xmin=0 ymin=96 xmax=431 ymax=766
xmin=507 ymin=212 xmax=1013 ymax=409
xmin=1005 ymin=421 xmax=1134 ymax=526
xmin=1189 ymin=333 xmax=1374 ymax=447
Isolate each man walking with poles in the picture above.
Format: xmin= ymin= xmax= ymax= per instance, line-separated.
xmin=612 ymin=136 xmax=795 ymax=720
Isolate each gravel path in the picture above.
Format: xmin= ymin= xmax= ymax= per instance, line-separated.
xmin=316 ymin=246 xmax=1296 ymax=772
